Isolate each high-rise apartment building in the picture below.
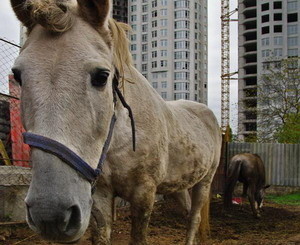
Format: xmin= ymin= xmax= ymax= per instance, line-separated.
xmin=128 ymin=0 xmax=208 ymax=104
xmin=238 ymin=0 xmax=300 ymax=141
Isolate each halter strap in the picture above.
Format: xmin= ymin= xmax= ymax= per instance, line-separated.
xmin=23 ymin=68 xmax=135 ymax=185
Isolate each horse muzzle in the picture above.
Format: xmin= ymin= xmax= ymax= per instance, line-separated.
xmin=26 ymin=201 xmax=84 ymax=242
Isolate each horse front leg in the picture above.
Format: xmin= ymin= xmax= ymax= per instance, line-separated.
xmin=129 ymin=184 xmax=156 ymax=245
xmin=90 ymin=186 xmax=114 ymax=245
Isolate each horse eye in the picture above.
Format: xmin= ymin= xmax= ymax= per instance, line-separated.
xmin=90 ymin=69 xmax=110 ymax=87
xmin=12 ymin=68 xmax=22 ymax=86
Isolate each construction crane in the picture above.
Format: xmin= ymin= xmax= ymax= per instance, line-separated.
xmin=221 ymin=0 xmax=238 ymax=132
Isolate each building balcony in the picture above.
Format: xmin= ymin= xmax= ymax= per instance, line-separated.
xmin=242 ymin=17 xmax=257 ymax=25
xmin=242 ymin=7 xmax=257 ymax=19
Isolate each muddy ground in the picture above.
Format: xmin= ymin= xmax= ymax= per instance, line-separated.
xmin=1 ymin=198 xmax=300 ymax=245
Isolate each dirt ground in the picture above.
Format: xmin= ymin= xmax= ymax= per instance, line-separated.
xmin=1 ymin=198 xmax=300 ymax=245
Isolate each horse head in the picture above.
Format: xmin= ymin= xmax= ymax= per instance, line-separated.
xmin=256 ymin=184 xmax=271 ymax=208
xmin=11 ymin=0 xmax=120 ymax=242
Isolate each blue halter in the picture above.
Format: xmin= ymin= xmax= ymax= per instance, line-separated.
xmin=23 ymin=70 xmax=135 ymax=185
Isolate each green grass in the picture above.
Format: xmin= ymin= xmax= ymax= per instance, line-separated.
xmin=266 ymin=192 xmax=300 ymax=206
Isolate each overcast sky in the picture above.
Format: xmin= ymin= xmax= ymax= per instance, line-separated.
xmin=0 ymin=0 xmax=239 ymax=132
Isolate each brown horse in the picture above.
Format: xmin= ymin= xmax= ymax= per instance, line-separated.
xmin=224 ymin=153 xmax=270 ymax=218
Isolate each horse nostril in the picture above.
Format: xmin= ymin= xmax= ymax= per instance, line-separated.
xmin=64 ymin=205 xmax=82 ymax=236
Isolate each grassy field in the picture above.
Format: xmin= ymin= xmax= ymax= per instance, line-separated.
xmin=266 ymin=192 xmax=300 ymax=205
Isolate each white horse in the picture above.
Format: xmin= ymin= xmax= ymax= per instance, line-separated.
xmin=11 ymin=0 xmax=222 ymax=244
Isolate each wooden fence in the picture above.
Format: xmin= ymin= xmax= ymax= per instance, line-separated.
xmin=227 ymin=142 xmax=300 ymax=187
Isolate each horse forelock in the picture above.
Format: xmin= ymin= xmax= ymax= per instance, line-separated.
xmin=25 ymin=0 xmax=75 ymax=33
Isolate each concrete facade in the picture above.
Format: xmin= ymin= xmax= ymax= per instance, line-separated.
xmin=238 ymin=0 xmax=300 ymax=141
xmin=128 ymin=0 xmax=208 ymax=104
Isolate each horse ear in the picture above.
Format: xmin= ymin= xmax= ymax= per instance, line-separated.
xmin=77 ymin=0 xmax=111 ymax=29
xmin=264 ymin=185 xmax=271 ymax=189
xmin=10 ymin=0 xmax=34 ymax=29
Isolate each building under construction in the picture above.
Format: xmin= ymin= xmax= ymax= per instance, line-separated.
xmin=238 ymin=0 xmax=300 ymax=141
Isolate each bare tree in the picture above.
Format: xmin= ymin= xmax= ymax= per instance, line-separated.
xmin=257 ymin=57 xmax=300 ymax=142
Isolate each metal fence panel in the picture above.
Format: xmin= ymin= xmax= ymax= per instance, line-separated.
xmin=227 ymin=142 xmax=300 ymax=187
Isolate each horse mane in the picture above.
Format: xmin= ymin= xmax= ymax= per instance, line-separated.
xmin=108 ymin=19 xmax=133 ymax=87
xmin=24 ymin=1 xmax=132 ymax=87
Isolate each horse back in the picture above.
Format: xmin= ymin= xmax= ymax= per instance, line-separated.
xmin=230 ymin=153 xmax=266 ymax=187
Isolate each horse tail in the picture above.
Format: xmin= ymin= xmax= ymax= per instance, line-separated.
xmin=224 ymin=159 xmax=242 ymax=208
xmin=199 ymin=196 xmax=210 ymax=241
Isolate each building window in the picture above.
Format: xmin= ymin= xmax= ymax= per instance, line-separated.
xmin=161 ymin=50 xmax=168 ymax=56
xmin=274 ymin=25 xmax=282 ymax=33
xmin=288 ymin=13 xmax=298 ymax=22
xmin=161 ymin=92 xmax=167 ymax=99
xmin=174 ymin=41 xmax=190 ymax=49
xmin=161 ymin=29 xmax=168 ymax=36
xmin=174 ymin=93 xmax=190 ymax=100
xmin=287 ymin=1 xmax=298 ymax=12
xmin=161 ymin=60 xmax=168 ymax=67
xmin=142 ymin=44 xmax=148 ymax=52
xmin=175 ymin=72 xmax=189 ymax=80
xmin=142 ymin=64 xmax=147 ymax=72
xmin=152 ymin=51 xmax=157 ymax=58
xmin=274 ymin=13 xmax=282 ymax=21
xmin=152 ymin=82 xmax=158 ymax=88
xmin=142 ymin=24 xmax=148 ymax=32
xmin=175 ymin=30 xmax=189 ymax=39
xmin=175 ymin=10 xmax=190 ymax=19
xmin=131 ymin=24 xmax=137 ymax=31
xmin=161 ymin=81 xmax=167 ymax=88
xmin=288 ymin=48 xmax=298 ymax=57
xmin=152 ymin=41 xmax=157 ymax=48
xmin=274 ymin=36 xmax=283 ymax=45
xmin=131 ymin=15 xmax=137 ymax=22
xmin=262 ymin=15 xmax=269 ymax=23
xmin=160 ymin=39 xmax=168 ymax=47
xmin=174 ymin=82 xmax=189 ymax=91
xmin=131 ymin=34 xmax=137 ymax=41
xmin=152 ymin=20 xmax=157 ymax=28
xmin=174 ymin=61 xmax=189 ymax=69
xmin=273 ymin=1 xmax=282 ymax=9
xmin=142 ymin=14 xmax=148 ymax=22
xmin=142 ymin=5 xmax=148 ymax=12
xmin=261 ymin=3 xmax=269 ymax=11
xmin=174 ymin=51 xmax=190 ymax=59
xmin=262 ymin=26 xmax=270 ymax=34
xmin=131 ymin=44 xmax=137 ymax=51
xmin=274 ymin=48 xmax=282 ymax=57
xmin=152 ymin=30 xmax=157 ymax=38
xmin=161 ymin=19 xmax=168 ymax=26
xmin=174 ymin=0 xmax=190 ymax=9
xmin=131 ymin=5 xmax=137 ymax=12
xmin=261 ymin=37 xmax=269 ymax=46
xmin=152 ymin=0 xmax=157 ymax=8
xmin=152 ymin=10 xmax=157 ymax=17
xmin=287 ymin=24 xmax=298 ymax=35
xmin=175 ymin=20 xmax=189 ymax=29
xmin=142 ymin=34 xmax=148 ymax=42
xmin=161 ymin=9 xmax=167 ymax=16
xmin=262 ymin=49 xmax=271 ymax=57
xmin=142 ymin=54 xmax=148 ymax=62
xmin=161 ymin=0 xmax=168 ymax=6
xmin=288 ymin=37 xmax=298 ymax=46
